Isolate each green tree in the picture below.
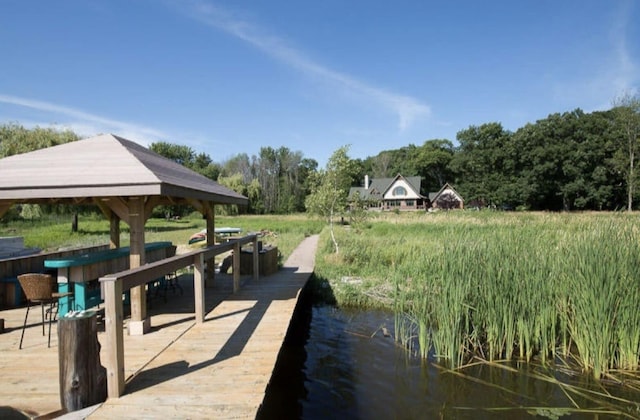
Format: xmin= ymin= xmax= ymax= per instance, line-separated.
xmin=217 ymin=173 xmax=248 ymax=215
xmin=305 ymin=145 xmax=357 ymax=253
xmin=449 ymin=123 xmax=514 ymax=208
xmin=412 ymin=139 xmax=455 ymax=193
xmin=611 ymin=92 xmax=640 ymax=211
xmin=0 ymin=123 xmax=81 ymax=223
xmin=150 ymin=141 xmax=225 ymax=217
xmin=0 ymin=122 xmax=79 ymax=157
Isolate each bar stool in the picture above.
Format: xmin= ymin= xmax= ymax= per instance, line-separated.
xmin=17 ymin=273 xmax=72 ymax=349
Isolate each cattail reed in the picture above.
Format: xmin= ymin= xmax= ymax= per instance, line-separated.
xmin=316 ymin=212 xmax=640 ymax=379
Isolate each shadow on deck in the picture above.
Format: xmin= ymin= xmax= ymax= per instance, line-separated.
xmin=0 ymin=235 xmax=319 ymax=420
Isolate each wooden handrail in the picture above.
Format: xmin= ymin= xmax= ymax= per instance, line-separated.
xmin=98 ymin=234 xmax=259 ymax=399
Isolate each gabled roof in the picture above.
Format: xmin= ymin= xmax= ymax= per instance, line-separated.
xmin=349 ymin=174 xmax=423 ymax=200
xmin=429 ymin=183 xmax=463 ymax=203
xmin=0 ymin=134 xmax=247 ymax=206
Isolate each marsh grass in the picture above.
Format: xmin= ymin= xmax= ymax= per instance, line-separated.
xmin=314 ymin=211 xmax=640 ymax=381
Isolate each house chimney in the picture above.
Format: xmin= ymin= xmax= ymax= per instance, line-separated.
xmin=364 ymin=174 xmax=369 ymax=189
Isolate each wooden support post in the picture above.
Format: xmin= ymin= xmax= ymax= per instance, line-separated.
xmin=58 ymin=311 xmax=107 ymax=411
xmin=205 ymin=204 xmax=215 ymax=287
xmin=0 ymin=202 xmax=13 ymax=220
xmin=233 ymin=241 xmax=240 ymax=293
xmin=252 ymin=236 xmax=259 ymax=282
xmin=193 ymin=253 xmax=205 ymax=324
xmin=109 ymin=213 xmax=120 ymax=249
xmin=128 ymin=197 xmax=148 ymax=335
xmin=103 ymin=279 xmax=125 ymax=398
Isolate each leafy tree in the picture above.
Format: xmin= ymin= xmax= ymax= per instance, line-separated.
xmin=221 ymin=147 xmax=315 ymax=214
xmin=449 ymin=123 xmax=514 ymax=207
xmin=347 ymin=190 xmax=370 ymax=232
xmin=611 ymin=92 xmax=640 ymax=211
xmin=222 ymin=153 xmax=253 ymax=183
xmin=0 ymin=122 xmax=79 ymax=158
xmin=217 ymin=173 xmax=248 ymax=215
xmin=149 ymin=141 xmax=224 ymax=217
xmin=150 ymin=142 xmax=195 ymax=166
xmin=305 ymin=146 xmax=358 ymax=253
xmin=511 ymin=110 xmax=622 ymax=211
xmin=0 ymin=123 xmax=81 ymax=223
xmin=412 ymin=139 xmax=455 ymax=193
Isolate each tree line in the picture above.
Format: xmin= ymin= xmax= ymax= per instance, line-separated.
xmin=1 ymin=92 xmax=638 ymax=218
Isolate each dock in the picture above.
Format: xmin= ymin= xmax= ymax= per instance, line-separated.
xmin=0 ymin=234 xmax=319 ymax=419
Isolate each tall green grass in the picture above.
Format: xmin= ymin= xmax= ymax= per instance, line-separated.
xmin=314 ymin=211 xmax=640 ymax=379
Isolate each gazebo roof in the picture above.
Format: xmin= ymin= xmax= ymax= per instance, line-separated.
xmin=0 ymin=134 xmax=247 ymax=206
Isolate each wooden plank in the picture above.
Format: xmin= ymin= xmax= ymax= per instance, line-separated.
xmin=0 ymin=235 xmax=319 ymax=419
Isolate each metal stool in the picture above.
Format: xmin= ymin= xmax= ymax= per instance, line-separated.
xmin=17 ymin=273 xmax=72 ymax=349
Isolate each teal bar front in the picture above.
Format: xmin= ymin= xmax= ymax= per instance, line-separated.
xmin=45 ymin=242 xmax=174 ymax=315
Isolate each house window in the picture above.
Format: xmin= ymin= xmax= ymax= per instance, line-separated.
xmin=393 ymin=186 xmax=407 ymax=196
xmin=406 ymin=200 xmax=414 ymax=207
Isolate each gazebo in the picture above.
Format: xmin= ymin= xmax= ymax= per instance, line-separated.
xmin=0 ymin=133 xmax=248 ymax=335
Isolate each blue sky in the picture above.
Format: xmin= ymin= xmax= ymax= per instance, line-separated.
xmin=1 ymin=1 xmax=638 ymax=167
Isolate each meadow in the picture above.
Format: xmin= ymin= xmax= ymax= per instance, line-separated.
xmin=0 ymin=212 xmax=324 ymax=264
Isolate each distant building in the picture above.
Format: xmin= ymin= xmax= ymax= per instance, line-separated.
xmin=348 ymin=175 xmax=463 ymax=211
xmin=428 ymin=183 xmax=464 ymax=210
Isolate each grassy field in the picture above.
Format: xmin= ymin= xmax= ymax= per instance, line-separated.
xmin=312 ymin=210 xmax=640 ymax=380
xmin=0 ymin=212 xmax=325 ymax=263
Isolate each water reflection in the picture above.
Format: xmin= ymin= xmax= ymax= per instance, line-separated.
xmin=260 ymin=304 xmax=640 ymax=419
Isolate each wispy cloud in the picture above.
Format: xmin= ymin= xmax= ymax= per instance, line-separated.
xmin=609 ymin=0 xmax=638 ymax=95
xmin=553 ymin=1 xmax=638 ymax=111
xmin=176 ymin=0 xmax=431 ymax=131
xmin=0 ymin=94 xmax=168 ymax=145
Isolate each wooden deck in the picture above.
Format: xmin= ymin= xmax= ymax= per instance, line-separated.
xmin=0 ymin=235 xmax=318 ymax=419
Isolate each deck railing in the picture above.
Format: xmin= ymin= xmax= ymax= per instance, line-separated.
xmin=99 ymin=234 xmax=259 ymax=398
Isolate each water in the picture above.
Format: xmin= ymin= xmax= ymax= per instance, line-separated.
xmin=258 ymin=298 xmax=640 ymax=419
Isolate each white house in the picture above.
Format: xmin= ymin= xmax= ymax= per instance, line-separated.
xmin=349 ymin=175 xmax=464 ymax=211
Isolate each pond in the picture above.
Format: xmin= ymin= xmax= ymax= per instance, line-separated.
xmin=258 ymin=295 xmax=640 ymax=419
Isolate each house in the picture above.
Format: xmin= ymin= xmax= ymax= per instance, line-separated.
xmin=348 ymin=174 xmax=428 ymax=211
xmin=429 ymin=183 xmax=464 ymax=210
xmin=348 ymin=176 xmax=464 ymax=211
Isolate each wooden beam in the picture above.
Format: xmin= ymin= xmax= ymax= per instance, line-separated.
xmin=193 ymin=253 xmax=205 ymax=324
xmin=187 ymin=198 xmax=204 ymax=213
xmin=110 ymin=213 xmax=120 ymax=249
xmin=93 ymin=199 xmax=112 ymax=220
xmin=205 ymin=202 xmax=215 ymax=287
xmin=252 ymin=235 xmax=259 ymax=282
xmin=99 ymin=197 xmax=130 ymax=225
xmin=0 ymin=201 xmax=13 ymax=220
xmin=233 ymin=241 xmax=240 ymax=293
xmin=143 ymin=196 xmax=161 ymax=222
xmin=128 ymin=196 xmax=148 ymax=335
xmin=103 ymin=278 xmax=125 ymax=398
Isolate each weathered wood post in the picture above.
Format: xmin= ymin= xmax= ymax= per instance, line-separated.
xmin=193 ymin=253 xmax=205 ymax=324
xmin=233 ymin=240 xmax=241 ymax=293
xmin=58 ymin=311 xmax=107 ymax=412
xmin=252 ymin=235 xmax=259 ymax=282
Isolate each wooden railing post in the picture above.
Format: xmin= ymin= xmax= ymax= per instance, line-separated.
xmin=94 ymin=233 xmax=258 ymax=399
xmin=252 ymin=236 xmax=259 ymax=282
xmin=193 ymin=253 xmax=205 ymax=324
xmin=233 ymin=241 xmax=240 ymax=293
xmin=103 ymin=278 xmax=125 ymax=398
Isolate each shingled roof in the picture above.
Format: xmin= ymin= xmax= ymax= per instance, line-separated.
xmin=0 ymin=134 xmax=247 ymax=206
xmin=349 ymin=175 xmax=423 ymax=201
